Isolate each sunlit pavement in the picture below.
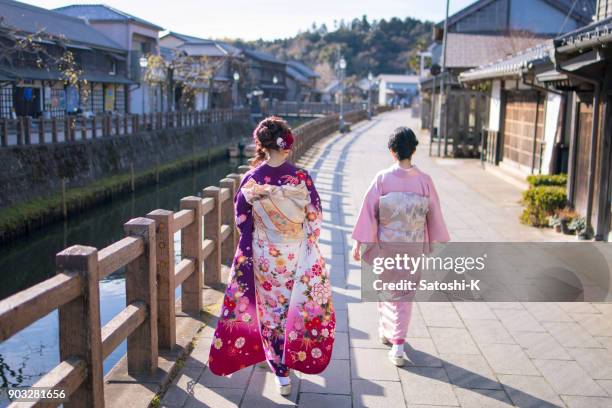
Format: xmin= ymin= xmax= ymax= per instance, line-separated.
xmin=162 ymin=110 xmax=612 ymax=407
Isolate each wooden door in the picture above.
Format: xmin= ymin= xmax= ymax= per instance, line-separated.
xmin=573 ymin=102 xmax=593 ymax=217
xmin=502 ymin=91 xmax=544 ymax=171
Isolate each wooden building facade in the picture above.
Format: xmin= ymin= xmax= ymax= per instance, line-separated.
xmin=0 ymin=0 xmax=132 ymax=119
xmin=460 ymin=0 xmax=612 ymax=240
xmin=421 ymin=0 xmax=596 ymax=157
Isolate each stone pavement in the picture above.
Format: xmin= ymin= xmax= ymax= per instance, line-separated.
xmin=160 ymin=110 xmax=612 ymax=407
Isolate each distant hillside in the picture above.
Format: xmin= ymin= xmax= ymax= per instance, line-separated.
xmin=226 ymin=15 xmax=434 ymax=87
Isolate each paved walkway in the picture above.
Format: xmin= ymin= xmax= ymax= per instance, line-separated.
xmin=160 ymin=110 xmax=612 ymax=408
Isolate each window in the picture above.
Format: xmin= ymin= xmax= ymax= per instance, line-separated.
xmin=92 ymin=83 xmax=104 ymax=113
xmin=0 ymin=85 xmax=12 ymax=118
xmin=47 ymin=85 xmax=66 ymax=118
xmin=115 ymin=85 xmax=125 ymax=113
xmin=109 ymin=58 xmax=117 ymax=76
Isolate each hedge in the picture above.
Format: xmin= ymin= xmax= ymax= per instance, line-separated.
xmin=526 ymin=174 xmax=567 ymax=187
xmin=520 ymin=185 xmax=567 ymax=227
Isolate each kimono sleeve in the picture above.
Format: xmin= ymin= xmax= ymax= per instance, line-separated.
xmin=235 ymin=173 xmax=254 ymax=237
xmin=304 ymin=171 xmax=322 ymax=245
xmin=351 ymin=173 xmax=382 ymax=243
xmin=424 ymin=175 xmax=450 ymax=243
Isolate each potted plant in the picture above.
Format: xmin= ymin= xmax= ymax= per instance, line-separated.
xmin=568 ymin=216 xmax=590 ymax=239
xmin=556 ymin=208 xmax=577 ymax=235
xmin=548 ymin=214 xmax=561 ymax=233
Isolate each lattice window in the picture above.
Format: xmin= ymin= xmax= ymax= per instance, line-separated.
xmin=115 ymin=85 xmax=126 ymax=113
xmin=0 ymin=85 xmax=12 ymax=118
xmin=92 ymin=84 xmax=104 ymax=113
xmin=48 ymin=87 xmax=66 ymax=118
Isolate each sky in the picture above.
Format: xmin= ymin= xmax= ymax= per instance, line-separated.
xmin=23 ymin=0 xmax=477 ymax=41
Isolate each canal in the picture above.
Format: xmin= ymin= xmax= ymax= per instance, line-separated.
xmin=0 ymin=155 xmax=246 ymax=393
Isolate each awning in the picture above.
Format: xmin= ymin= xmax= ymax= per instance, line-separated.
xmin=83 ymin=72 xmax=135 ymax=84
xmin=0 ymin=69 xmax=14 ymax=81
xmin=66 ymin=44 xmax=93 ymax=51
xmin=420 ymin=73 xmax=459 ymax=91
xmin=0 ymin=67 xmax=135 ymax=84
xmin=110 ymin=53 xmax=128 ymax=62
xmin=536 ymin=69 xmax=568 ymax=83
xmin=0 ymin=67 xmax=63 ymax=81
xmin=556 ymin=18 xmax=612 ymax=54
xmin=459 ymin=42 xmax=552 ymax=83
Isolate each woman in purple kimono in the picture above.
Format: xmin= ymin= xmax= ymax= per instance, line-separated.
xmin=209 ymin=117 xmax=335 ymax=395
xmin=352 ymin=127 xmax=449 ymax=366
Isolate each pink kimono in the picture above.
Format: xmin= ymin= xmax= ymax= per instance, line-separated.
xmin=209 ymin=162 xmax=335 ymax=377
xmin=352 ymin=164 xmax=449 ymax=344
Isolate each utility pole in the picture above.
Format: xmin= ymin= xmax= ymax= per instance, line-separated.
xmin=429 ymin=75 xmax=436 ymax=157
xmin=335 ymin=46 xmax=347 ymax=132
xmin=440 ymin=0 xmax=450 ymax=157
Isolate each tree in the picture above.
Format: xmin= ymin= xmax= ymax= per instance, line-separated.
xmin=226 ymin=16 xmax=433 ymax=80
xmin=407 ymin=38 xmax=429 ymax=74
xmin=361 ymin=15 xmax=371 ymax=32
xmin=0 ymin=17 xmax=90 ymax=107
xmin=150 ymin=51 xmax=251 ymax=110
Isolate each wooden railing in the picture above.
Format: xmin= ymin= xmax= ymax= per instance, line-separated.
xmin=0 ymin=108 xmax=251 ymax=148
xmin=0 ymin=109 xmax=368 ymax=407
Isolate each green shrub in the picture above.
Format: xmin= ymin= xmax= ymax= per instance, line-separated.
xmin=526 ymin=174 xmax=567 ymax=187
xmin=569 ymin=216 xmax=587 ymax=234
xmin=520 ymin=186 xmax=567 ymax=227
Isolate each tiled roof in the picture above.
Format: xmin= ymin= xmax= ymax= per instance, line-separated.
xmin=459 ymin=40 xmax=553 ymax=82
xmin=287 ymin=61 xmax=319 ymax=78
xmin=242 ymin=49 xmax=284 ymax=65
xmin=286 ymin=65 xmax=309 ymax=83
xmin=555 ymin=16 xmax=612 ymax=52
xmin=54 ymin=4 xmax=163 ymax=30
xmin=163 ymin=31 xmax=216 ymax=45
xmin=179 ymin=43 xmax=228 ymax=57
xmin=440 ymin=33 xmax=547 ymax=69
xmin=437 ymin=0 xmax=596 ymax=28
xmin=161 ymin=32 xmax=242 ymax=56
xmin=0 ymin=0 xmax=125 ymax=51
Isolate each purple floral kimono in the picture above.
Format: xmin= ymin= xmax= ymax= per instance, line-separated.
xmin=209 ymin=161 xmax=335 ymax=377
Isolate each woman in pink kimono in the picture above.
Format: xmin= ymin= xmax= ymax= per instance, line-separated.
xmin=352 ymin=127 xmax=449 ymax=366
xmin=209 ymin=117 xmax=335 ymax=395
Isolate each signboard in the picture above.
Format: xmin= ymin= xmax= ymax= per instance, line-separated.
xmin=488 ymin=80 xmax=501 ymax=132
xmin=542 ymin=93 xmax=562 ymax=175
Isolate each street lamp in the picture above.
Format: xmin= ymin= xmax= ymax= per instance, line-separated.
xmin=139 ymin=56 xmax=148 ymax=114
xmin=338 ymin=56 xmax=347 ymax=132
xmin=271 ymin=75 xmax=279 ymax=101
xmin=367 ymin=71 xmax=374 ymax=120
xmin=233 ymin=71 xmax=240 ymax=108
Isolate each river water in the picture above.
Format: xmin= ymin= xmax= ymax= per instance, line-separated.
xmin=0 ymin=156 xmax=245 ymax=392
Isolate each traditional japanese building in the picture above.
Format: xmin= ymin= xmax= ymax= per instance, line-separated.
xmin=545 ymin=0 xmax=612 ymax=240
xmin=242 ymin=49 xmax=287 ymax=101
xmin=377 ymin=74 xmax=419 ymax=107
xmin=285 ymin=61 xmax=320 ymax=102
xmin=0 ymin=0 xmax=131 ymax=118
xmin=459 ymin=42 xmax=562 ymax=175
xmin=54 ymin=4 xmax=164 ymax=114
xmin=459 ymin=0 xmax=612 ymax=240
xmin=421 ymin=0 xmax=596 ymax=157
xmin=159 ymin=32 xmax=243 ymax=110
